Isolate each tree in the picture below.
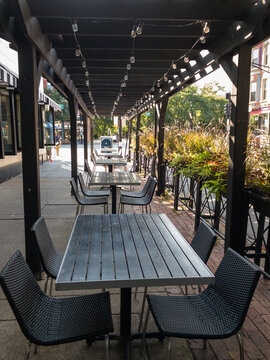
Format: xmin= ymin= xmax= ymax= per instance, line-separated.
xmin=44 ymin=87 xmax=69 ymax=122
xmin=93 ymin=116 xmax=114 ymax=138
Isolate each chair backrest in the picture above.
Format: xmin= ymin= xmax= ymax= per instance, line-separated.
xmin=191 ymin=222 xmax=216 ymax=264
xmin=209 ymin=248 xmax=261 ymax=332
xmin=144 ymin=177 xmax=157 ymax=203
xmin=85 ymin=159 xmax=92 ymax=177
xmin=141 ymin=176 xmax=153 ymax=196
xmin=70 ymin=178 xmax=84 ymax=204
xmin=0 ymin=250 xmax=46 ymax=343
xmin=31 ymin=216 xmax=63 ymax=279
xmin=78 ymin=172 xmax=88 ymax=196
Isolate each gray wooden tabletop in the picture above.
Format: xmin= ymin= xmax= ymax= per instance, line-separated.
xmin=56 ymin=214 xmax=215 ymax=291
xmin=95 ymin=158 xmax=127 ymax=166
xmin=97 ymin=151 xmax=121 ymax=158
xmin=87 ymin=171 xmax=140 ymax=186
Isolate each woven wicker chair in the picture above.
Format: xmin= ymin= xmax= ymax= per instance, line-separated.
xmin=31 ymin=216 xmax=63 ymax=295
xmin=142 ymin=248 xmax=261 ymax=360
xmin=119 ymin=176 xmax=157 ymax=214
xmin=0 ymin=251 xmax=114 ymax=360
xmin=70 ymin=178 xmax=108 ymax=215
xmin=137 ymin=221 xmax=217 ymax=332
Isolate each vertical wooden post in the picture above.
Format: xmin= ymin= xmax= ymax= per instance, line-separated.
xmin=83 ymin=112 xmax=88 ymax=171
xmin=156 ymin=95 xmax=168 ymax=196
xmin=135 ymin=114 xmax=141 ymax=171
xmin=67 ymin=91 xmax=78 ymax=183
xmin=127 ymin=118 xmax=133 ymax=161
xmin=222 ymin=44 xmax=251 ymax=254
xmin=18 ymin=39 xmax=41 ymax=276
xmin=118 ymin=116 xmax=122 ymax=142
xmin=90 ymin=116 xmax=94 ymax=158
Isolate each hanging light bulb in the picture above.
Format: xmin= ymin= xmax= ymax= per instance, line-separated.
xmin=184 ymin=55 xmax=189 ymax=63
xmin=85 ymin=79 xmax=89 ymax=87
xmin=203 ymin=22 xmax=210 ymax=34
xmin=136 ymin=23 xmax=143 ymax=35
xmin=157 ymin=80 xmax=160 ymax=88
xmin=72 ymin=21 xmax=78 ymax=32
xmin=122 ymin=82 xmax=126 ymax=87
xmin=124 ymin=73 xmax=128 ymax=81
xmin=200 ymin=36 xmax=206 ymax=44
xmin=119 ymin=92 xmax=123 ymax=97
xmin=172 ymin=61 xmax=177 ymax=70
xmin=82 ymin=60 xmax=86 ymax=68
xmin=131 ymin=26 xmax=136 ymax=38
xmin=164 ymin=74 xmax=168 ymax=81
xmin=85 ymin=70 xmax=89 ymax=76
xmin=127 ymin=63 xmax=131 ymax=70
xmin=130 ymin=55 xmax=135 ymax=64
xmin=88 ymin=91 xmax=91 ymax=97
xmin=75 ymin=45 xmax=81 ymax=57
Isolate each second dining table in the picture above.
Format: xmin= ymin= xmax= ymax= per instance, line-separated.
xmin=88 ymin=171 xmax=141 ymax=213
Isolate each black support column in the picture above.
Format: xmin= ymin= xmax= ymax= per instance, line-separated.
xmin=83 ymin=112 xmax=89 ymax=171
xmin=135 ymin=114 xmax=141 ymax=172
xmin=156 ymin=95 xmax=169 ymax=196
xmin=222 ymin=44 xmax=251 ymax=254
xmin=90 ymin=116 xmax=94 ymax=159
xmin=127 ymin=118 xmax=132 ymax=161
xmin=67 ymin=91 xmax=78 ymax=183
xmin=18 ymin=38 xmax=41 ymax=276
xmin=118 ymin=116 xmax=122 ymax=142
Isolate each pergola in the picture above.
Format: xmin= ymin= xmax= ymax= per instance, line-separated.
xmin=0 ymin=0 xmax=270 ymax=274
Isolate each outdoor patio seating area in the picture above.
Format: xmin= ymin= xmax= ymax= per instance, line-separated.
xmin=0 ymin=150 xmax=269 ymax=360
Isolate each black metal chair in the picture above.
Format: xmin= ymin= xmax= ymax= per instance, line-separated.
xmin=119 ymin=176 xmax=157 ymax=214
xmin=70 ymin=178 xmax=108 ymax=215
xmin=78 ymin=172 xmax=110 ymax=198
xmin=141 ymin=248 xmax=261 ymax=360
xmin=31 ymin=216 xmax=63 ymax=295
xmin=85 ymin=159 xmax=93 ymax=181
xmin=0 ymin=251 xmax=113 ymax=360
xmin=137 ymin=221 xmax=217 ymax=332
xmin=120 ymin=175 xmax=152 ymax=198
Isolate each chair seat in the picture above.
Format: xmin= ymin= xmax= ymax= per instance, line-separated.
xmin=33 ymin=292 xmax=114 ymax=345
xmin=84 ymin=189 xmax=110 ymax=197
xmin=120 ymin=196 xmax=150 ymax=206
xmin=120 ymin=189 xmax=144 ymax=198
xmin=147 ymin=288 xmax=239 ymax=339
xmin=79 ymin=196 xmax=108 ymax=206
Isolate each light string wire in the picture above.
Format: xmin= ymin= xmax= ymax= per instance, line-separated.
xmin=70 ymin=19 xmax=99 ymax=118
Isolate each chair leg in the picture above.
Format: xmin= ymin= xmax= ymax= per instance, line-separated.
xmin=149 ymin=204 xmax=152 ymax=213
xmin=25 ymin=342 xmax=32 ymax=360
xmin=134 ymin=287 xmax=138 ymax=299
xmin=49 ymin=277 xmax=53 ymax=296
xmin=44 ymin=275 xmax=49 ymax=294
xmin=141 ymin=306 xmax=150 ymax=354
xmin=236 ymin=332 xmax=244 ymax=360
xmin=105 ymin=334 xmax=110 ymax=360
xmin=145 ymin=205 xmax=148 ymax=213
xmin=166 ymin=337 xmax=172 ymax=360
xmin=138 ymin=287 xmax=148 ymax=332
xmin=76 ymin=204 xmax=80 ymax=217
xmin=203 ymin=339 xmax=207 ymax=349
xmin=33 ymin=344 xmax=38 ymax=355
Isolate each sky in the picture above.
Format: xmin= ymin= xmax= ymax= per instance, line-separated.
xmin=0 ymin=38 xmax=232 ymax=96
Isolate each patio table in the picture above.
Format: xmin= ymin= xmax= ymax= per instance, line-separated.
xmin=95 ymin=158 xmax=127 ymax=172
xmin=97 ymin=150 xmax=121 ymax=159
xmin=88 ymin=171 xmax=140 ymax=213
xmin=56 ymin=213 xmax=215 ymax=360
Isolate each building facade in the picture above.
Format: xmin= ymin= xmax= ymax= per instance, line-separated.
xmin=249 ymin=37 xmax=270 ymax=135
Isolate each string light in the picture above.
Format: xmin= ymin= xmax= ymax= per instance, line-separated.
xmin=130 ymin=55 xmax=135 ymax=64
xmin=131 ymin=26 xmax=137 ymax=38
xmin=127 ymin=63 xmax=131 ymax=70
xmin=75 ymin=44 xmax=81 ymax=57
xmin=82 ymin=60 xmax=86 ymax=68
xmin=200 ymin=35 xmax=206 ymax=44
xmin=172 ymin=61 xmax=177 ymax=70
xmin=85 ymin=70 xmax=89 ymax=76
xmin=203 ymin=22 xmax=210 ymax=34
xmin=124 ymin=73 xmax=128 ymax=81
xmin=136 ymin=23 xmax=143 ymax=35
xmin=72 ymin=20 xmax=78 ymax=32
xmin=184 ymin=55 xmax=189 ymax=63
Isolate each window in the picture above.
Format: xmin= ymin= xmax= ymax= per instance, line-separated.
xmin=0 ymin=90 xmax=14 ymax=154
xmin=250 ymin=82 xmax=257 ymax=102
xmin=252 ymin=48 xmax=259 ymax=68
xmin=263 ymin=44 xmax=269 ymax=65
xmin=262 ymin=79 xmax=267 ymax=100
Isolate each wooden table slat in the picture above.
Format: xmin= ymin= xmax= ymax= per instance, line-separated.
xmin=135 ymin=214 xmax=171 ymax=278
xmin=126 ymin=214 xmax=158 ymax=279
xmin=158 ymin=213 xmax=214 ymax=278
xmin=111 ymin=216 xmax=130 ymax=280
xmin=119 ymin=215 xmax=144 ymax=280
xmin=101 ymin=215 xmax=115 ymax=280
xmin=86 ymin=215 xmax=102 ymax=281
xmin=57 ymin=215 xmax=84 ymax=283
